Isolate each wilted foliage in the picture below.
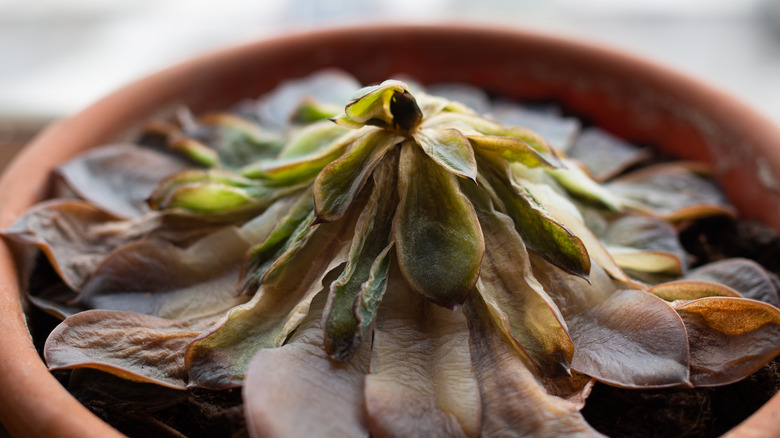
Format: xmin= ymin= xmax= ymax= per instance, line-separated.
xmin=4 ymin=70 xmax=779 ymax=437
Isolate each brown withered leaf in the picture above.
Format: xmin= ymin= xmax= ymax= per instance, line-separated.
xmin=686 ymin=258 xmax=780 ymax=307
xmin=464 ymin=292 xmax=604 ymax=437
xmin=45 ymin=310 xmax=218 ymax=389
xmin=243 ymin=289 xmax=370 ymax=438
xmin=674 ymin=297 xmax=780 ymax=387
xmin=364 ymin=268 xmax=481 ymax=438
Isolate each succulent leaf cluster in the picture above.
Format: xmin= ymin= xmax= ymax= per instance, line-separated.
xmin=5 ymin=70 xmax=780 ymax=437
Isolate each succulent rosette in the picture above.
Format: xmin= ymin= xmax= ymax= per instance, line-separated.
xmin=5 ymin=70 xmax=780 ymax=437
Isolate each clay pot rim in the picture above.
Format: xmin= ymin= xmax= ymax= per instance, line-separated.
xmin=0 ymin=23 xmax=778 ymax=437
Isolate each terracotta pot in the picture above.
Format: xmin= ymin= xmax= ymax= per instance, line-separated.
xmin=0 ymin=24 xmax=778 ymax=438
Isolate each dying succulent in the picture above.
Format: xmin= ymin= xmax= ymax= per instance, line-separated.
xmin=5 ymin=70 xmax=780 ymax=437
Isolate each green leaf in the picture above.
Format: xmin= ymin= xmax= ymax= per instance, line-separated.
xmin=240 ymin=126 xmax=361 ymax=183
xmin=323 ymin=154 xmax=398 ymax=361
xmin=674 ymin=297 xmax=780 ymax=386
xmin=467 ymin=134 xmax=559 ymax=169
xmin=394 ymin=141 xmax=484 ymax=308
xmin=290 ymin=98 xmax=342 ymax=123
xmin=314 ymin=128 xmax=403 ymax=223
xmin=343 ymin=80 xmax=417 ymax=129
xmin=364 ymin=272 xmax=481 ymax=438
xmin=239 ymin=191 xmax=315 ymax=295
xmin=413 ymin=128 xmax=478 ymax=180
xmin=185 ymin=208 xmax=359 ymax=389
xmin=479 ymin=153 xmax=591 ymax=279
xmin=463 ymin=181 xmax=573 ymax=376
xmin=547 ymin=159 xmax=623 ymax=211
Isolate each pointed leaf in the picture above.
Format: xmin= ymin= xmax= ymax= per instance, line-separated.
xmin=365 ymin=271 xmax=482 ymax=438
xmin=314 ymin=128 xmax=403 ymax=222
xmin=464 ymin=292 xmax=603 ymax=437
xmin=467 ymin=134 xmax=559 ymax=169
xmin=394 ymin=141 xmax=484 ymax=308
xmin=323 ymin=155 xmax=398 ymax=360
xmin=413 ymin=128 xmax=478 ymax=180
xmin=240 ymin=191 xmax=314 ymax=295
xmin=463 ymin=181 xmax=573 ymax=376
xmin=674 ymin=297 xmax=780 ymax=386
xmin=480 ymin=154 xmax=590 ymax=279
xmin=240 ymin=127 xmax=361 ymax=183
xmin=185 ymin=211 xmax=358 ymax=389
xmin=548 ymin=159 xmax=623 ymax=211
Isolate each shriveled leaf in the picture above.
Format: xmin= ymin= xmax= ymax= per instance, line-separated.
xmin=290 ymin=98 xmax=342 ymax=123
xmin=566 ymin=127 xmax=651 ymax=181
xmin=480 ymin=155 xmax=590 ymax=279
xmin=567 ymin=288 xmax=690 ymax=388
xmin=674 ymin=297 xmax=780 ymax=386
xmin=365 ymin=270 xmax=481 ymax=438
xmin=2 ymin=200 xmax=160 ymax=290
xmin=240 ymin=191 xmax=314 ymax=295
xmin=467 ymin=134 xmax=558 ymax=169
xmin=240 ymin=127 xmax=361 ymax=183
xmin=531 ymin=257 xmax=691 ymax=388
xmin=600 ymin=215 xmax=687 ymax=276
xmin=463 ymin=181 xmax=573 ymax=376
xmin=45 ymin=310 xmax=216 ymax=389
xmin=687 ymin=258 xmax=780 ymax=307
xmin=487 ymin=102 xmax=581 ymax=153
xmin=425 ymin=112 xmax=557 ymax=158
xmin=413 ymin=128 xmax=478 ymax=180
xmin=394 ymin=141 xmax=484 ymax=308
xmin=198 ymin=112 xmax=285 ymax=168
xmin=277 ymin=120 xmax=351 ymax=159
xmin=547 ymin=159 xmax=623 ymax=212
xmin=651 ymin=280 xmax=742 ymax=302
xmin=185 ymin=210 xmax=358 ymax=389
xmin=56 ymin=144 xmax=191 ymax=219
xmin=464 ymin=292 xmax=603 ymax=437
xmin=314 ymin=128 xmax=403 ymax=222
xmin=426 ymin=82 xmax=491 ymax=115
xmin=343 ymin=80 xmax=420 ymax=129
xmin=243 ymin=289 xmax=370 ymax=438
xmin=324 ymin=155 xmax=397 ymax=360
xmin=606 ymin=164 xmax=737 ymax=221
xmin=518 ymin=177 xmax=628 ymax=283
xmin=256 ymin=69 xmax=361 ymax=128
xmin=75 ymin=227 xmax=253 ymax=320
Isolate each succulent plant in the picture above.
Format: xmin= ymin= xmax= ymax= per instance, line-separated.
xmin=5 ymin=70 xmax=780 ymax=437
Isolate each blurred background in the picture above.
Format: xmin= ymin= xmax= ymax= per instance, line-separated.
xmin=2 ymin=0 xmax=780 ymax=172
